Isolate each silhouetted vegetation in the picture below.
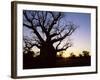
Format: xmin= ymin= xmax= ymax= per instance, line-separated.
xmin=23 ymin=50 xmax=91 ymax=69
xmin=23 ymin=10 xmax=90 ymax=69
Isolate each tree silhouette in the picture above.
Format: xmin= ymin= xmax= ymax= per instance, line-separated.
xmin=23 ymin=10 xmax=77 ymax=64
xmin=23 ymin=36 xmax=35 ymax=54
xmin=70 ymin=52 xmax=76 ymax=58
xmin=79 ymin=53 xmax=83 ymax=57
xmin=82 ymin=51 xmax=90 ymax=57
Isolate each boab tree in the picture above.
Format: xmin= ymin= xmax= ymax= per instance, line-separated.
xmin=23 ymin=10 xmax=77 ymax=64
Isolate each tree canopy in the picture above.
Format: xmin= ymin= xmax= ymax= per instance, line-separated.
xmin=23 ymin=10 xmax=78 ymax=58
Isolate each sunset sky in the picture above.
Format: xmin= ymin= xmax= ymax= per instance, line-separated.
xmin=23 ymin=11 xmax=91 ymax=57
xmin=63 ymin=12 xmax=91 ymax=56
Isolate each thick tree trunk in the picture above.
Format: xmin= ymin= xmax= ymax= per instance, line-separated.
xmin=40 ymin=44 xmax=57 ymax=67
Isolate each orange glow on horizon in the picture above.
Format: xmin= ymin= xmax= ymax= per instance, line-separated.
xmin=57 ymin=48 xmax=90 ymax=58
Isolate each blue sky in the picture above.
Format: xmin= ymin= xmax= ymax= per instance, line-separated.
xmin=23 ymin=11 xmax=91 ymax=56
xmin=63 ymin=12 xmax=91 ymax=55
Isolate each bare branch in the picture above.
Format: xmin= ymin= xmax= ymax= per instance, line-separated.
xmin=50 ymin=26 xmax=65 ymax=38
xmin=23 ymin=23 xmax=32 ymax=28
xmin=52 ymin=23 xmax=77 ymax=43
xmin=48 ymin=12 xmax=62 ymax=33
xmin=57 ymin=42 xmax=72 ymax=52
xmin=23 ymin=11 xmax=45 ymax=43
xmin=23 ymin=36 xmax=41 ymax=54
xmin=23 ymin=11 xmax=78 ymax=55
